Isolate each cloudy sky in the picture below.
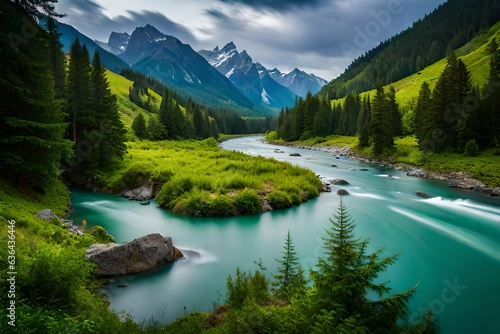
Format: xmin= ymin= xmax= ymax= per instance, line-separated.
xmin=55 ymin=0 xmax=446 ymax=81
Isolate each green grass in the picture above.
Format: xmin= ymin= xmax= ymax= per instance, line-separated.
xmin=98 ymin=138 xmax=323 ymax=216
xmin=392 ymin=136 xmax=424 ymax=165
xmin=421 ymin=148 xmax=500 ymax=187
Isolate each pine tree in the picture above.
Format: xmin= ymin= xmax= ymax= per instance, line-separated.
xmin=45 ymin=17 xmax=65 ymax=99
xmin=309 ymin=200 xmax=418 ymax=332
xmin=369 ymin=85 xmax=394 ymax=155
xmin=0 ymin=5 xmax=70 ymax=190
xmin=132 ymin=113 xmax=147 ymax=139
xmin=387 ymin=86 xmax=402 ymax=137
xmin=426 ymin=75 xmax=449 ymax=152
xmin=87 ymin=51 xmax=126 ymax=169
xmin=415 ymin=81 xmax=433 ymax=151
xmin=455 ymin=59 xmax=474 ymax=151
xmin=147 ymin=116 xmax=168 ymax=141
xmin=190 ymin=99 xmax=210 ymax=138
xmin=357 ymin=95 xmax=371 ymax=148
xmin=313 ymin=101 xmax=331 ymax=137
xmin=429 ymin=53 xmax=473 ymax=151
xmin=209 ymin=116 xmax=220 ymax=139
xmin=159 ymin=89 xmax=189 ymax=139
xmin=14 ymin=0 xmax=62 ymax=18
xmin=341 ymin=93 xmax=360 ymax=136
xmin=303 ymin=92 xmax=318 ymax=137
xmin=66 ymin=38 xmax=91 ymax=144
xmin=273 ymin=230 xmax=306 ymax=301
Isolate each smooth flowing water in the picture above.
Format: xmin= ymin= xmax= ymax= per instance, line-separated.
xmin=70 ymin=136 xmax=500 ymax=333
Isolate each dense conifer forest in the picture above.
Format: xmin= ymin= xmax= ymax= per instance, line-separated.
xmin=276 ymin=34 xmax=500 ymax=158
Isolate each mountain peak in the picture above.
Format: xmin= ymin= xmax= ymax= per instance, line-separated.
xmin=107 ymin=32 xmax=131 ymax=55
xmin=144 ymin=24 xmax=157 ymax=31
xmin=199 ymin=44 xmax=295 ymax=112
xmin=221 ymin=41 xmax=237 ymax=52
xmin=108 ymin=32 xmax=130 ymax=44
xmin=269 ymin=67 xmax=327 ymax=98
xmin=132 ymin=24 xmax=165 ymax=42
xmin=121 ymin=25 xmax=173 ymax=65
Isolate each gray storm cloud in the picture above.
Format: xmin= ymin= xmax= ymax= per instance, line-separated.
xmin=56 ymin=0 xmax=196 ymax=44
xmin=55 ymin=0 xmax=446 ymax=80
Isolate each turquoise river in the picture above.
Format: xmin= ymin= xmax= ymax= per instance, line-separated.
xmin=69 ymin=136 xmax=500 ymax=333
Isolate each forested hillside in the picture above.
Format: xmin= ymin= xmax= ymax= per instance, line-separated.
xmin=117 ymin=69 xmax=276 ymax=138
xmin=273 ymin=16 xmax=500 ymax=187
xmin=319 ymin=0 xmax=500 ymax=99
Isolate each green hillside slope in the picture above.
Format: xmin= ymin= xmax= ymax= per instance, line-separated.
xmin=391 ymin=21 xmax=500 ymax=108
xmin=333 ymin=21 xmax=500 ymax=110
xmin=319 ymin=0 xmax=500 ymax=99
xmin=106 ymin=70 xmax=161 ymax=129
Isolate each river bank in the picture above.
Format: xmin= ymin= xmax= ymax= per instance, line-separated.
xmin=73 ymin=136 xmax=500 ymax=334
xmin=264 ymin=139 xmax=500 ymax=197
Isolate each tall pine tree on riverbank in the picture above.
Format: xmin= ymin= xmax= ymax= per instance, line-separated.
xmin=0 ymin=3 xmax=70 ymax=190
xmin=66 ymin=38 xmax=91 ymax=144
xmin=87 ymin=51 xmax=126 ymax=169
xmin=65 ymin=39 xmax=126 ymax=174
xmin=308 ymin=200 xmax=418 ymax=332
xmin=369 ymin=85 xmax=396 ymax=155
xmin=415 ymin=53 xmax=476 ymax=153
xmin=273 ymin=230 xmax=306 ymax=301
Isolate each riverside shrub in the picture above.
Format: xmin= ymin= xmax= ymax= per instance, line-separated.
xmin=267 ymin=190 xmax=292 ymax=209
xmin=234 ymin=189 xmax=262 ymax=215
xmin=208 ymin=195 xmax=236 ymax=216
xmin=156 ymin=176 xmax=194 ymax=209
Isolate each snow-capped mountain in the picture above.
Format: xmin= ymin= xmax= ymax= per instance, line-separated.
xmin=199 ymin=42 xmax=296 ymax=113
xmin=269 ymin=68 xmax=327 ymax=98
xmin=102 ymin=25 xmax=253 ymax=112
xmin=107 ymin=32 xmax=130 ymax=56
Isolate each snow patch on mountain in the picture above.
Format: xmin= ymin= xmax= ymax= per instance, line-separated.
xmin=261 ymin=88 xmax=270 ymax=104
xmin=199 ymin=42 xmax=296 ymax=112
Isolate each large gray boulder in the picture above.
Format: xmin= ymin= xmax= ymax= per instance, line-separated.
xmin=35 ymin=209 xmax=59 ymax=221
xmin=86 ymin=233 xmax=182 ymax=276
xmin=119 ymin=179 xmax=161 ymax=201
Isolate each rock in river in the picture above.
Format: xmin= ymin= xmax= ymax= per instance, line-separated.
xmin=337 ymin=189 xmax=349 ymax=196
xmin=329 ymin=178 xmax=350 ymax=185
xmin=86 ymin=233 xmax=183 ymax=276
xmin=120 ymin=179 xmax=161 ymax=201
